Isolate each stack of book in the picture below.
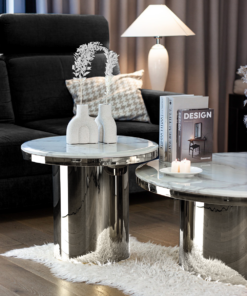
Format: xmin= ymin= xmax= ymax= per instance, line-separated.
xmin=159 ymin=95 xmax=214 ymax=163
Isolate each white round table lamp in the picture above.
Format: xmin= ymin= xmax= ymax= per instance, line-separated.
xmin=121 ymin=5 xmax=195 ymax=91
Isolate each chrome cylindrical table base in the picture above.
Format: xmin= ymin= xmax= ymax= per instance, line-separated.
xmin=180 ymin=200 xmax=247 ymax=278
xmin=52 ymin=165 xmax=129 ymax=262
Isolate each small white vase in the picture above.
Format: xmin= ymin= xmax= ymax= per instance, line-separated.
xmin=95 ymin=104 xmax=117 ymax=144
xmin=66 ymin=104 xmax=98 ymax=144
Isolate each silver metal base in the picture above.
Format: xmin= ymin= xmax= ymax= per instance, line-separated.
xmin=52 ymin=165 xmax=129 ymax=262
xmin=180 ymin=200 xmax=247 ymax=278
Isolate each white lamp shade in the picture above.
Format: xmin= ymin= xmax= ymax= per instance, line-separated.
xmin=121 ymin=5 xmax=195 ymax=37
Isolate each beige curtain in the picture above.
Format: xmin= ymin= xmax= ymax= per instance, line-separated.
xmin=39 ymin=0 xmax=247 ymax=152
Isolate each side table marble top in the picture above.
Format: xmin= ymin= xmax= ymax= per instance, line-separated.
xmin=136 ymin=153 xmax=247 ymax=205
xmin=21 ymin=135 xmax=158 ymax=262
xmin=136 ymin=152 xmax=247 ymax=279
xmin=21 ymin=135 xmax=158 ymax=166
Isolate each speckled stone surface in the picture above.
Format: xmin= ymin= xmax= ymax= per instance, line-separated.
xmin=136 ymin=153 xmax=247 ymax=199
xmin=21 ymin=135 xmax=158 ymax=161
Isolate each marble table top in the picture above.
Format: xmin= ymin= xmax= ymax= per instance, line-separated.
xmin=21 ymin=136 xmax=158 ymax=166
xmin=136 ymin=153 xmax=247 ymax=204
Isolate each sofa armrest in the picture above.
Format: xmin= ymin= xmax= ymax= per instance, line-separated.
xmin=140 ymin=89 xmax=181 ymax=125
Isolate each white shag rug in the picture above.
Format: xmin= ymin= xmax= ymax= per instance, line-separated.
xmin=2 ymin=237 xmax=247 ymax=296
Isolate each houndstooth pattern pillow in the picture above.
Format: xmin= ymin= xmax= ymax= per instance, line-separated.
xmin=66 ymin=70 xmax=150 ymax=122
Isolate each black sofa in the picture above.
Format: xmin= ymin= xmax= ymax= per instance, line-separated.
xmin=0 ymin=14 xmax=176 ymax=210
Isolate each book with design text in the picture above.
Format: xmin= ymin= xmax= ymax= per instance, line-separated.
xmin=177 ymin=108 xmax=214 ymax=162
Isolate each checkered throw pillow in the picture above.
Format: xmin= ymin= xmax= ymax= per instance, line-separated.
xmin=66 ymin=70 xmax=150 ymax=122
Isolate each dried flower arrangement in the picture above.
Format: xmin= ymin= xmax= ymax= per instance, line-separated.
xmin=237 ymin=66 xmax=247 ymax=96
xmin=104 ymin=50 xmax=119 ymax=104
xmin=72 ymin=42 xmax=118 ymax=105
xmin=237 ymin=66 xmax=247 ymax=128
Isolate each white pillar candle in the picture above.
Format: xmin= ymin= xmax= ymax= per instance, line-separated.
xmin=129 ymin=156 xmax=137 ymax=162
xmin=180 ymin=159 xmax=191 ymax=173
xmin=171 ymin=159 xmax=180 ymax=173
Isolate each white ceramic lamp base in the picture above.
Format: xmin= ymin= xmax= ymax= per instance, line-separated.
xmin=66 ymin=104 xmax=98 ymax=144
xmin=148 ymin=44 xmax=169 ymax=91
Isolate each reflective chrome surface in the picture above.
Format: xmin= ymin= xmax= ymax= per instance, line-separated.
xmin=23 ymin=150 xmax=158 ymax=167
xmin=136 ymin=177 xmax=247 ymax=207
xmin=53 ymin=164 xmax=129 ymax=262
xmin=180 ymin=200 xmax=247 ymax=279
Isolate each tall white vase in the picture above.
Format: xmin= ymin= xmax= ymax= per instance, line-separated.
xmin=66 ymin=104 xmax=98 ymax=144
xmin=95 ymin=104 xmax=117 ymax=144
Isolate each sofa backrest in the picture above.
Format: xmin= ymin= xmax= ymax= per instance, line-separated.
xmin=0 ymin=14 xmax=120 ymax=123
xmin=0 ymin=57 xmax=15 ymax=123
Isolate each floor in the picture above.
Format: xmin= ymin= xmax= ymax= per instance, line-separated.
xmin=0 ymin=192 xmax=180 ymax=296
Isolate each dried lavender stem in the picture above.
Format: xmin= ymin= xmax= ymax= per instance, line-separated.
xmin=80 ymin=76 xmax=82 ymax=105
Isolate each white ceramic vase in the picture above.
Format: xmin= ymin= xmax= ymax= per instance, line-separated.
xmin=66 ymin=104 xmax=98 ymax=144
xmin=95 ymin=104 xmax=117 ymax=144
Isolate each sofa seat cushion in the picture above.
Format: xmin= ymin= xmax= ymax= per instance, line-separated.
xmin=0 ymin=174 xmax=53 ymax=210
xmin=0 ymin=124 xmax=55 ymax=178
xmin=116 ymin=121 xmax=159 ymax=143
xmin=23 ymin=117 xmax=71 ymax=135
xmin=23 ymin=118 xmax=159 ymax=143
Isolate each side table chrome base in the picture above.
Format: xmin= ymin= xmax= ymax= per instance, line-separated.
xmin=180 ymin=200 xmax=247 ymax=279
xmin=52 ymin=165 xmax=129 ymax=262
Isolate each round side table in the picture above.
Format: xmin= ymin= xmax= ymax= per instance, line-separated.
xmin=136 ymin=153 xmax=247 ymax=278
xmin=22 ymin=135 xmax=158 ymax=262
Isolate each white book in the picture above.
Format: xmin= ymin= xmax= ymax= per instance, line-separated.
xmin=167 ymin=95 xmax=209 ymax=162
xmin=159 ymin=97 xmax=168 ymax=162
xmin=159 ymin=95 xmax=192 ymax=162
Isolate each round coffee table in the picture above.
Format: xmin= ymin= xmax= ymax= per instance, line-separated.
xmin=21 ymin=135 xmax=158 ymax=262
xmin=135 ymin=153 xmax=247 ymax=278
